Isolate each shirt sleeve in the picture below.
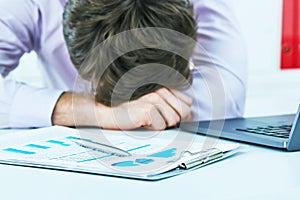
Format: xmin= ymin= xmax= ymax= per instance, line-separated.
xmin=187 ymin=0 xmax=248 ymax=120
xmin=0 ymin=0 xmax=64 ymax=128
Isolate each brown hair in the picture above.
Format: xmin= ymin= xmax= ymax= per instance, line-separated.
xmin=63 ymin=0 xmax=196 ymax=106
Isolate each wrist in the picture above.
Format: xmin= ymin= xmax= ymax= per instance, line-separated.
xmin=52 ymin=92 xmax=111 ymax=128
xmin=93 ymin=101 xmax=112 ymax=129
xmin=51 ymin=92 xmax=75 ymax=126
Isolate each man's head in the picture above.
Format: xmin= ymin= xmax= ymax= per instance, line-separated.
xmin=63 ymin=0 xmax=196 ymax=106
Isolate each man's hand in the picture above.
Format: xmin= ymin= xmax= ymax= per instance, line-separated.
xmin=52 ymin=88 xmax=193 ymax=130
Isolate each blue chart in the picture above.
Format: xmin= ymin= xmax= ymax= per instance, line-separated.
xmin=4 ymin=144 xmax=51 ymax=155
xmin=111 ymin=148 xmax=177 ymax=167
xmin=76 ymin=144 xmax=152 ymax=163
xmin=26 ymin=144 xmax=50 ymax=149
xmin=2 ymin=135 xmax=178 ymax=169
xmin=4 ymin=148 xmax=36 ymax=155
xmin=112 ymin=158 xmax=154 ymax=167
xmin=148 ymin=148 xmax=177 ymax=158
xmin=47 ymin=140 xmax=71 ymax=146
xmin=3 ymin=137 xmax=73 ymax=155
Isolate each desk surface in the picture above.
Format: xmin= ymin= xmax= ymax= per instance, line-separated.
xmin=1 ymin=70 xmax=300 ymax=200
xmin=0 ymin=129 xmax=300 ymax=200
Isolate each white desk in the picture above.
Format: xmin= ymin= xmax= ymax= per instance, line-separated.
xmin=0 ymin=129 xmax=300 ymax=200
xmin=1 ymin=71 xmax=300 ymax=200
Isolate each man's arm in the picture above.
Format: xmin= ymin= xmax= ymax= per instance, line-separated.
xmin=0 ymin=1 xmax=67 ymax=128
xmin=52 ymin=88 xmax=193 ymax=130
xmin=187 ymin=0 xmax=247 ymax=120
xmin=0 ymin=77 xmax=64 ymax=128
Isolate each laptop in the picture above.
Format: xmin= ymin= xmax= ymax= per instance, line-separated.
xmin=180 ymin=104 xmax=300 ymax=151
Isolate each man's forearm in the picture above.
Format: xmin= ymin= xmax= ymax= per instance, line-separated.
xmin=51 ymin=89 xmax=192 ymax=130
xmin=51 ymin=92 xmax=104 ymax=127
xmin=52 ymin=92 xmax=75 ymax=126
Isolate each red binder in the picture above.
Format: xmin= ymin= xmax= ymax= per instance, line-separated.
xmin=281 ymin=0 xmax=300 ymax=69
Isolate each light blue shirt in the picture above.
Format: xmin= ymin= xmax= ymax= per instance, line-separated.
xmin=0 ymin=0 xmax=247 ymax=128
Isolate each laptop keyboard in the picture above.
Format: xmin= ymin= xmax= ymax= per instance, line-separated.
xmin=236 ymin=124 xmax=292 ymax=138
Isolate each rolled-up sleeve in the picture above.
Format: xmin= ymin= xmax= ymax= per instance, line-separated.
xmin=0 ymin=78 xmax=63 ymax=128
xmin=188 ymin=0 xmax=248 ymax=120
xmin=0 ymin=0 xmax=64 ymax=128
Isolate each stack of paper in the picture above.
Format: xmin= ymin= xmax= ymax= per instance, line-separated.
xmin=0 ymin=126 xmax=241 ymax=180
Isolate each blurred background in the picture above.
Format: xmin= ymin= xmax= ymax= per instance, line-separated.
xmin=6 ymin=0 xmax=300 ymax=117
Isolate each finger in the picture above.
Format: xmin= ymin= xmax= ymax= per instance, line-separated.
xmin=143 ymin=105 xmax=167 ymax=131
xmin=140 ymin=93 xmax=180 ymax=127
xmin=124 ymin=101 xmax=167 ymax=130
xmin=183 ymin=113 xmax=193 ymax=123
xmin=155 ymin=88 xmax=192 ymax=122
xmin=170 ymin=89 xmax=193 ymax=106
xmin=154 ymin=103 xmax=180 ymax=127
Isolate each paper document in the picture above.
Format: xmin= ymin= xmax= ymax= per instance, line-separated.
xmin=0 ymin=126 xmax=241 ymax=180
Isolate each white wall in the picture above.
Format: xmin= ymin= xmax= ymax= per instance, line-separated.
xmin=10 ymin=52 xmax=43 ymax=87
xmin=231 ymin=0 xmax=282 ymax=74
xmin=230 ymin=0 xmax=300 ymax=117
